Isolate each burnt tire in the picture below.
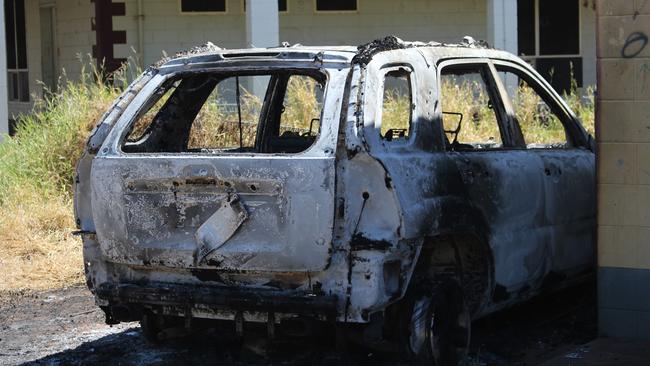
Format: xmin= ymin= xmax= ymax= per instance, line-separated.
xmin=140 ymin=312 xmax=165 ymax=345
xmin=401 ymin=280 xmax=471 ymax=366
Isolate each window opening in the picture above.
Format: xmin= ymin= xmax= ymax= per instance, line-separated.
xmin=315 ymin=0 xmax=357 ymax=11
xmin=380 ymin=69 xmax=412 ymax=142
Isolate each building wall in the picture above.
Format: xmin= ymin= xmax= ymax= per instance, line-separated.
xmin=55 ymin=0 xmax=94 ymax=79
xmin=597 ymin=0 xmax=650 ymax=340
xmin=7 ymin=0 xmax=94 ymax=121
xmin=113 ymin=0 xmax=488 ymax=67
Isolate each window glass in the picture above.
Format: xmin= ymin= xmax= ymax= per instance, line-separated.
xmin=517 ymin=0 xmax=535 ymax=56
xmin=316 ymin=0 xmax=357 ymax=11
xmin=5 ymin=0 xmax=29 ymax=102
xmin=380 ymin=70 xmax=412 ymax=141
xmin=180 ymin=0 xmax=226 ymax=12
xmin=244 ymin=0 xmax=287 ymax=12
xmin=440 ymin=67 xmax=502 ymax=149
xmin=539 ymin=0 xmax=579 ymax=55
xmin=122 ymin=72 xmax=325 ymax=154
xmin=497 ymin=68 xmax=568 ymax=148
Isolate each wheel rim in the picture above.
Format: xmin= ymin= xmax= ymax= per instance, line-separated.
xmin=408 ymin=288 xmax=470 ymax=364
xmin=409 ymin=297 xmax=431 ymax=355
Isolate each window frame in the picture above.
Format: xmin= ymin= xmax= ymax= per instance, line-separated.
xmin=376 ymin=65 xmax=414 ymax=144
xmin=490 ymin=59 xmax=588 ymax=150
xmin=517 ymin=0 xmax=583 ymax=91
xmin=178 ymin=0 xmax=228 ymax=14
xmin=5 ymin=0 xmax=30 ymax=103
xmin=436 ymin=58 xmax=515 ymax=151
xmin=314 ymin=0 xmax=358 ymax=13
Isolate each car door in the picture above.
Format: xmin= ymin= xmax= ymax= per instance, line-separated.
xmin=437 ymin=59 xmax=552 ymax=298
xmin=492 ymin=60 xmax=596 ymax=278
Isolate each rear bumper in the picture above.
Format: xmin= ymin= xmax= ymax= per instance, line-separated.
xmin=95 ymin=282 xmax=339 ymax=319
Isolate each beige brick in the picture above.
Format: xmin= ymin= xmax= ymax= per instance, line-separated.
xmin=598 ymin=15 xmax=650 ymax=59
xmin=599 ymin=184 xmax=640 ymax=226
xmin=599 ymin=101 xmax=650 ymax=142
xmin=636 ymin=60 xmax=650 ymax=100
xmin=598 ymin=0 xmax=636 ymax=16
xmin=637 ymin=0 xmax=650 ymax=15
xmin=636 ymin=143 xmax=650 ymax=183
xmin=598 ymin=225 xmax=639 ymax=268
xmin=636 ymin=227 xmax=650 ymax=269
xmin=637 ymin=185 xmax=650 ymax=226
xmin=599 ymin=143 xmax=637 ymax=184
xmin=600 ymin=59 xmax=636 ymax=100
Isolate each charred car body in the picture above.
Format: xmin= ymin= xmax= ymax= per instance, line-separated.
xmin=74 ymin=37 xmax=595 ymax=363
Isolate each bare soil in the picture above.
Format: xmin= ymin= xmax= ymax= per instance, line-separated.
xmin=0 ymin=282 xmax=596 ymax=366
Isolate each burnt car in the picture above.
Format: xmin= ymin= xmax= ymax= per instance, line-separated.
xmin=74 ymin=37 xmax=595 ymax=364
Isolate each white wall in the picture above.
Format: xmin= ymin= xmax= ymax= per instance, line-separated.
xmin=55 ymin=0 xmax=94 ymax=80
xmin=112 ymin=0 xmax=487 ymax=66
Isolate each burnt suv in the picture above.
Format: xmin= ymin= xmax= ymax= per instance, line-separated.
xmin=74 ymin=37 xmax=595 ymax=364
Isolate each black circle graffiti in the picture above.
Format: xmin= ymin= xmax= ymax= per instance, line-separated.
xmin=621 ymin=31 xmax=648 ymax=58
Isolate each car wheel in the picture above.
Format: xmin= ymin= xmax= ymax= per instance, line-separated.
xmin=402 ymin=280 xmax=471 ymax=366
xmin=140 ymin=312 xmax=165 ymax=345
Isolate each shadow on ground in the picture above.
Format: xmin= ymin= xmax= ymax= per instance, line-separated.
xmin=2 ymin=280 xmax=596 ymax=366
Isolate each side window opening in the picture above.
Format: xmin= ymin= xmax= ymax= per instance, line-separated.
xmin=126 ymin=80 xmax=179 ymax=143
xmin=439 ymin=65 xmax=503 ymax=150
xmin=496 ymin=66 xmax=570 ymax=148
xmin=272 ymin=75 xmax=324 ymax=153
xmin=121 ymin=71 xmax=325 ymax=154
xmin=380 ymin=69 xmax=412 ymax=142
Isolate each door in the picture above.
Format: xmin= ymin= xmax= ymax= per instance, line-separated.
xmin=437 ymin=60 xmax=551 ymax=295
xmin=39 ymin=4 xmax=57 ymax=93
xmin=493 ymin=61 xmax=596 ymax=276
xmin=90 ymin=68 xmax=343 ymax=272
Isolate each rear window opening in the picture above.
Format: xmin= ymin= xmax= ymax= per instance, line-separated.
xmin=121 ymin=70 xmax=326 ymax=154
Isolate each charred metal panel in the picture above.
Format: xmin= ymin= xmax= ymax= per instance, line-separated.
xmin=76 ymin=40 xmax=595 ymax=327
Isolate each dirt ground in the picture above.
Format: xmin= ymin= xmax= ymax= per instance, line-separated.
xmin=0 ymin=281 xmax=596 ymax=366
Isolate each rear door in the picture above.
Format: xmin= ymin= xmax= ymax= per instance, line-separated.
xmin=90 ymin=67 xmax=346 ymax=272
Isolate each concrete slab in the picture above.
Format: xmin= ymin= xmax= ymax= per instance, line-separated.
xmin=541 ymin=338 xmax=650 ymax=366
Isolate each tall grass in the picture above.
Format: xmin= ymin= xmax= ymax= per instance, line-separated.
xmin=0 ymin=62 xmax=594 ymax=292
xmin=0 ymin=63 xmax=123 ymax=292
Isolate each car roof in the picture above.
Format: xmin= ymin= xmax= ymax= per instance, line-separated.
xmin=154 ymin=36 xmax=521 ymax=71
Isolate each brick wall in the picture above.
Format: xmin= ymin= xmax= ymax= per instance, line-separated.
xmin=597 ymin=0 xmax=650 ymax=340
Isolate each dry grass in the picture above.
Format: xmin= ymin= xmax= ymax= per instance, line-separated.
xmin=0 ymin=63 xmax=121 ymax=292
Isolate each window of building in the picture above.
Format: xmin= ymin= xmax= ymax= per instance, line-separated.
xmin=517 ymin=0 xmax=582 ymax=93
xmin=439 ymin=65 xmax=504 ymax=150
xmin=315 ymin=0 xmax=357 ymax=12
xmin=244 ymin=0 xmax=288 ymax=12
xmin=180 ymin=0 xmax=226 ymax=13
xmin=122 ymin=71 xmax=326 ymax=154
xmin=380 ymin=69 xmax=412 ymax=142
xmin=496 ymin=66 xmax=569 ymax=148
xmin=5 ymin=0 xmax=29 ymax=102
